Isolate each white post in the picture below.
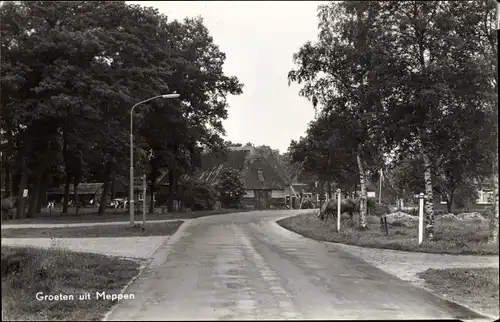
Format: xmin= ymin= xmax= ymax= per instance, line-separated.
xmin=142 ymin=174 xmax=146 ymax=227
xmin=378 ymin=170 xmax=382 ymax=204
xmin=337 ymin=188 xmax=341 ymax=232
xmin=418 ymin=192 xmax=425 ymax=244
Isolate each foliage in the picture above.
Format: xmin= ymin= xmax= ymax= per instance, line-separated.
xmin=0 ymin=1 xmax=243 ymax=218
xmin=182 ymin=181 xmax=217 ymax=211
xmin=288 ymin=1 xmax=396 ymax=228
xmin=214 ymin=167 xmax=245 ymax=208
xmin=287 ymin=0 xmax=497 ymax=236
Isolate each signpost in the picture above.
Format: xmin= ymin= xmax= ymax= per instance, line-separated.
xmin=418 ymin=192 xmax=425 ymax=244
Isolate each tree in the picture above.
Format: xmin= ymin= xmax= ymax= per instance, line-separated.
xmin=289 ymin=1 xmax=496 ymax=239
xmin=1 ymin=2 xmax=243 ymax=219
xmin=1 ymin=1 xmax=135 ymax=217
xmin=135 ymin=15 xmax=243 ymax=213
xmin=215 ymin=167 xmax=245 ymax=208
xmin=225 ymin=140 xmax=242 ymax=147
xmin=376 ymin=1 xmax=497 ymax=240
xmin=288 ymin=1 xmax=395 ymax=229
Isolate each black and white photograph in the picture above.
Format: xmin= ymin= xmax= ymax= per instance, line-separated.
xmin=1 ymin=0 xmax=498 ymax=321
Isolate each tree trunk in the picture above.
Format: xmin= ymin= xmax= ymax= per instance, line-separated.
xmin=489 ymin=162 xmax=499 ymax=243
xmin=445 ymin=189 xmax=456 ymax=214
xmin=27 ymin=178 xmax=41 ymax=217
xmin=111 ymin=176 xmax=116 ymax=200
xmin=3 ymin=129 xmax=13 ymax=197
xmin=422 ymin=152 xmax=435 ymax=240
xmin=149 ymin=166 xmax=157 ymax=214
xmin=318 ymin=179 xmax=324 ymax=211
xmin=15 ymin=157 xmax=29 ymax=220
xmin=3 ymin=154 xmax=12 ymax=198
xmin=149 ymin=181 xmax=155 ymax=213
xmin=356 ymin=151 xmax=368 ymax=229
xmin=63 ymin=173 xmax=70 ymax=213
xmin=98 ymin=162 xmax=113 ymax=215
xmin=167 ymin=169 xmax=174 ymax=213
xmin=174 ymin=174 xmax=179 ymax=210
xmin=73 ymin=181 xmax=79 ymax=215
xmin=446 ymin=198 xmax=452 ymax=214
xmin=62 ymin=139 xmax=71 ymax=213
xmin=36 ymin=173 xmax=48 ymax=214
xmin=11 ymin=169 xmax=20 ymax=200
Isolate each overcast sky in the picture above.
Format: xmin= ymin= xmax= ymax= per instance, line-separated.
xmin=128 ymin=1 xmax=327 ymax=153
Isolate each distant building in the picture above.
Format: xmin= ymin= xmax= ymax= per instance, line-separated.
xmin=181 ymin=146 xmax=304 ymax=209
xmin=47 ymin=181 xmax=127 ymax=205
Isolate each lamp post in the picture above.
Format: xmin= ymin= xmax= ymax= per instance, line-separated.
xmin=130 ymin=93 xmax=179 ymax=226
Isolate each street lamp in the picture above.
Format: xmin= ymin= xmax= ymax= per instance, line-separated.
xmin=129 ymin=93 xmax=180 ymax=226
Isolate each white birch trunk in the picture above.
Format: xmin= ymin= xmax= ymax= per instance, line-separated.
xmin=488 ymin=168 xmax=499 ymax=243
xmin=422 ymin=152 xmax=435 ymax=240
xmin=356 ymin=151 xmax=368 ymax=229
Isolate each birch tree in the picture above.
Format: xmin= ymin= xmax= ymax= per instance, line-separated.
xmin=382 ymin=1 xmax=497 ymax=240
xmin=288 ymin=1 xmax=396 ymax=229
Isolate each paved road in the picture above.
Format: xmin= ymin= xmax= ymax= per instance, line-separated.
xmin=105 ymin=210 xmax=486 ymax=321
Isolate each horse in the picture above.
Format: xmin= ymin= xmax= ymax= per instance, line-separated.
xmin=317 ymin=198 xmax=360 ymax=223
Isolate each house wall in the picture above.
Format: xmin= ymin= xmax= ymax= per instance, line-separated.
xmin=241 ymin=189 xmax=285 ymax=209
xmin=271 ymin=190 xmax=284 ymax=198
xmin=244 ymin=189 xmax=255 ymax=198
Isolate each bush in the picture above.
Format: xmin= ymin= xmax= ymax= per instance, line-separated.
xmin=215 ymin=167 xmax=245 ymax=208
xmin=182 ymin=182 xmax=217 ymax=211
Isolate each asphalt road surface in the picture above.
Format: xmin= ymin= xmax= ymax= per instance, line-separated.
xmin=105 ymin=210 xmax=486 ymax=321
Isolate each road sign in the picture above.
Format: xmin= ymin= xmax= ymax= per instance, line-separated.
xmin=23 ymin=189 xmax=28 ymax=197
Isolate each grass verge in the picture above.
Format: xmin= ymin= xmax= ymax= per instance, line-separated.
xmin=1 ymin=220 xmax=184 ymax=238
xmin=1 ymin=246 xmax=140 ymax=321
xmin=417 ymin=267 xmax=499 ymax=319
xmin=277 ymin=212 xmax=499 ymax=255
xmin=2 ymin=208 xmax=250 ymax=225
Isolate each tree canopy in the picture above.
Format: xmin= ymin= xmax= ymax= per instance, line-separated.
xmin=1 ymin=1 xmax=243 ymax=218
xmin=287 ymin=0 xmax=497 ymax=238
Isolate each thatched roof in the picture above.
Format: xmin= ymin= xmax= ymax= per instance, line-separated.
xmin=168 ymin=147 xmax=291 ymax=190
